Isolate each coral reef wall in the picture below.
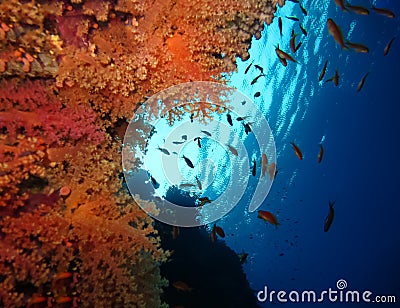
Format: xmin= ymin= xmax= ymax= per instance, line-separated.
xmin=0 ymin=0 xmax=281 ymax=307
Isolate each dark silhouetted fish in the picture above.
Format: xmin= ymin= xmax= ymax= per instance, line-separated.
xmin=300 ymin=3 xmax=307 ymax=16
xmin=201 ymin=130 xmax=212 ymax=136
xmin=290 ymin=31 xmax=297 ymax=53
xmin=227 ymin=113 xmax=233 ymax=126
xmin=324 ymin=201 xmax=335 ymax=232
xmin=286 ymin=16 xmax=300 ymax=21
xmin=278 ymin=17 xmax=283 ymax=37
xmin=299 ymin=23 xmax=307 ymax=36
xmin=194 ymin=137 xmax=202 ymax=148
xmin=213 ymin=224 xmax=225 ymax=238
xmin=150 ymin=175 xmax=160 ymax=189
xmin=172 ymin=281 xmax=193 ymax=292
xmin=295 ymin=41 xmax=302 ymax=52
xmin=252 ymin=158 xmax=256 ymax=176
xmin=245 ymin=60 xmax=253 ymax=74
xmin=357 ymin=72 xmax=369 ymax=92
xmin=251 ymin=74 xmax=265 ymax=85
xmin=384 ymin=37 xmax=395 ymax=56
xmin=182 ymin=155 xmax=194 ymax=168
xmin=243 ymin=122 xmax=252 ymax=135
xmin=319 ymin=60 xmax=328 ymax=81
xmin=157 ymin=147 xmax=170 ymax=155
xmin=254 ymin=91 xmax=261 ymax=98
xmin=325 ymin=68 xmax=339 ymax=86
xmin=254 ymin=64 xmax=264 ymax=74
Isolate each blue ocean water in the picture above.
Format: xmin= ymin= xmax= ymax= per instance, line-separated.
xmin=135 ymin=0 xmax=400 ymax=306
xmin=222 ymin=0 xmax=400 ymax=306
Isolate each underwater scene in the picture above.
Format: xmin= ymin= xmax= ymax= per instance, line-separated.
xmin=0 ymin=0 xmax=399 ymax=307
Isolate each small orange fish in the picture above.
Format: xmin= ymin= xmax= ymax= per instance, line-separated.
xmin=327 ymin=18 xmax=347 ymax=49
xmin=346 ymin=5 xmax=369 ymax=15
xmin=173 ymin=281 xmax=193 ymax=292
xmin=27 ymin=296 xmax=47 ymax=306
xmin=290 ymin=142 xmax=303 ymax=160
xmin=346 ymin=41 xmax=369 ymax=53
xmin=53 ymin=272 xmax=73 ymax=281
xmin=261 ymin=153 xmax=268 ymax=177
xmin=318 ymin=144 xmax=324 ymax=163
xmin=258 ymin=210 xmax=279 ymax=226
xmin=268 ymin=162 xmax=276 ymax=180
xmin=334 ymin=0 xmax=347 ymax=11
xmin=55 ymin=296 xmax=72 ymax=304
xmin=278 ymin=55 xmax=288 ymax=67
xmin=213 ymin=224 xmax=225 ymax=238
xmin=372 ymin=6 xmax=395 ymax=18
xmin=276 ymin=45 xmax=297 ymax=63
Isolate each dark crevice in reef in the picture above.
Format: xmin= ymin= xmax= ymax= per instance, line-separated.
xmin=155 ymin=186 xmax=260 ymax=308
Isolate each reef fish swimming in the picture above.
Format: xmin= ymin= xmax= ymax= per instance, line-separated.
xmin=157 ymin=146 xmax=170 ymax=155
xmin=324 ymin=201 xmax=335 ymax=232
xmin=327 ymin=18 xmax=347 ymax=49
xmin=319 ymin=60 xmax=328 ymax=81
xmin=258 ymin=210 xmax=279 ymax=226
xmin=357 ymin=72 xmax=369 ymax=92
xmin=317 ymin=144 xmax=324 ymax=163
xmin=290 ymin=142 xmax=303 ymax=160
xmin=261 ymin=153 xmax=268 ymax=177
xmin=182 ymin=155 xmax=194 ymax=168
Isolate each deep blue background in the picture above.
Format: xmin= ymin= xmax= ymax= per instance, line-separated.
xmin=223 ymin=0 xmax=400 ymax=306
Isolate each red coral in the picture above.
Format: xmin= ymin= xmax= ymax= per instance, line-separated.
xmin=0 ymin=79 xmax=104 ymax=146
